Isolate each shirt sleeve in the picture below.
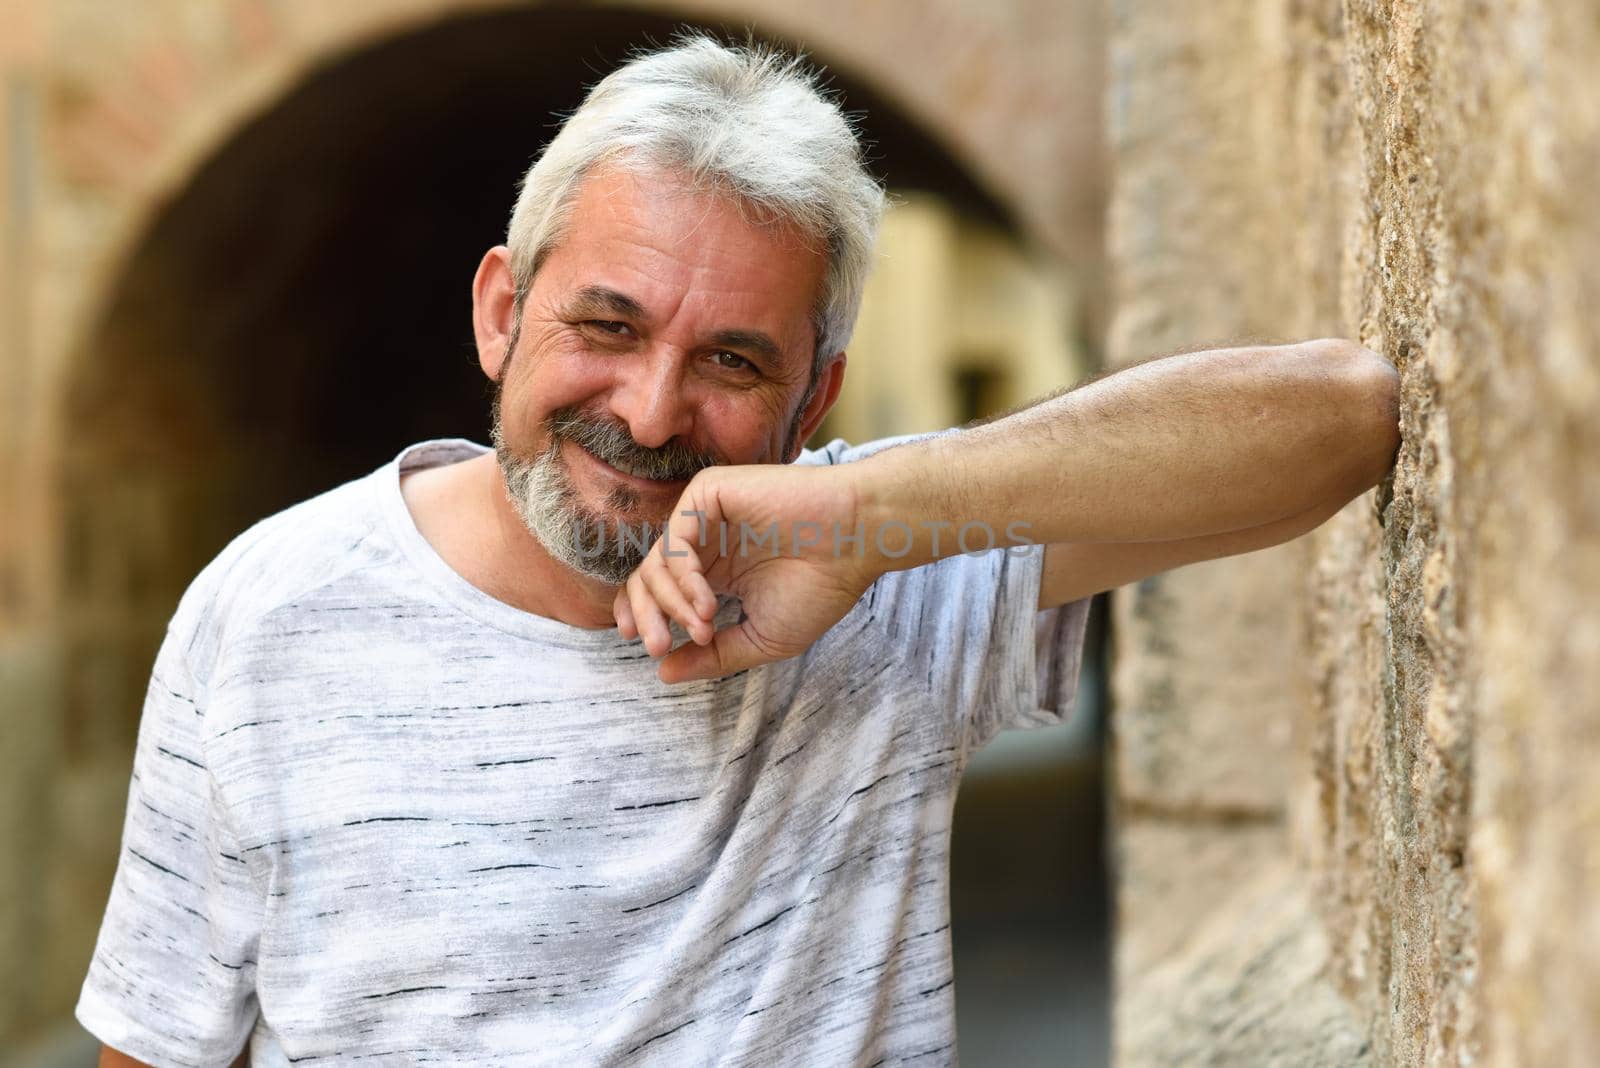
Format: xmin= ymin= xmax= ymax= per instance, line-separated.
xmin=75 ymin=622 xmax=264 ymax=1067
xmin=1015 ymin=570 xmax=1095 ymax=745
xmin=865 ymin=540 xmax=1092 ymax=759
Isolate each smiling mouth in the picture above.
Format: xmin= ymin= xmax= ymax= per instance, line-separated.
xmin=569 ymin=441 xmax=691 ymax=491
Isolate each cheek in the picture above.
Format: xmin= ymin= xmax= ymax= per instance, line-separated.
xmin=695 ymin=392 xmax=792 ymax=463
xmin=507 ymin=344 xmax=612 ymax=423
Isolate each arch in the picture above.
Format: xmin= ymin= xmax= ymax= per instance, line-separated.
xmin=51 ymin=3 xmax=1031 ymax=776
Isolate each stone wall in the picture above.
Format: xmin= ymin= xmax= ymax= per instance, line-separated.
xmin=1106 ymin=1 xmax=1599 ymax=1065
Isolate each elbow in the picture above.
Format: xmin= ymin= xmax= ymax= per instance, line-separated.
xmin=1354 ymin=348 xmax=1402 ymax=487
xmin=1313 ymin=338 xmax=1402 ymax=493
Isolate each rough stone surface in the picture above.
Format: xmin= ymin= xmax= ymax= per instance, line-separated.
xmin=1117 ymin=855 xmax=1376 ymax=1068
xmin=1109 ymin=1 xmax=1599 ymax=1066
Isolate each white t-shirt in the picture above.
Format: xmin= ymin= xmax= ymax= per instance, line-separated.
xmin=75 ymin=434 xmax=1092 ymax=1067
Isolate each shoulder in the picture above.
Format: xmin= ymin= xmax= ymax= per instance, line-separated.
xmin=168 ymin=466 xmax=393 ymax=689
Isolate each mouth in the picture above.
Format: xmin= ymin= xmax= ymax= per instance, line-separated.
xmin=567 ymin=440 xmax=691 ymax=494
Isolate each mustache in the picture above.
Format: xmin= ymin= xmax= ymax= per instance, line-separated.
xmin=547 ymin=408 xmax=722 ymax=482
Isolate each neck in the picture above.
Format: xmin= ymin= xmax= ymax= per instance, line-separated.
xmin=461 ymin=453 xmax=623 ymax=629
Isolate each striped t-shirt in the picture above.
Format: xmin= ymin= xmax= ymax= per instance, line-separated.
xmin=76 ymin=434 xmax=1091 ymax=1067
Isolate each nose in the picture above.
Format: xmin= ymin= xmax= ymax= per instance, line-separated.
xmin=609 ymin=345 xmax=695 ymax=450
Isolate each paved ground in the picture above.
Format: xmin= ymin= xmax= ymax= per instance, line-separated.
xmin=952 ymin=697 xmax=1111 ymax=1068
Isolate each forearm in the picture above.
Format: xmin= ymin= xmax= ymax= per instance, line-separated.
xmin=851 ymin=338 xmax=1400 ymax=571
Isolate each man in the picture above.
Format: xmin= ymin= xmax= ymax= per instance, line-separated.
xmin=79 ymin=34 xmax=1401 ymax=1068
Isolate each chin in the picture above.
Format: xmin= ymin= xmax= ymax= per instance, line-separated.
xmin=583 ymin=487 xmax=672 ymax=533
xmin=495 ymin=425 xmax=685 ymax=583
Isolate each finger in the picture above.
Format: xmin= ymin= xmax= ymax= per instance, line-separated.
xmin=613 ymin=585 xmax=638 ymax=640
xmin=658 ymin=619 xmax=771 ymax=683
xmin=664 ymin=483 xmax=725 ymax=618
xmin=682 ymin=569 xmax=717 ymax=621
xmin=659 ymin=520 xmax=717 ymax=620
xmin=627 ymin=570 xmax=673 ymax=657
xmin=641 ymin=556 xmax=713 ymax=645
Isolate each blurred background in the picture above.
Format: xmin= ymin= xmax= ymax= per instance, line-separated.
xmin=12 ymin=3 xmax=1597 ymax=1066
xmin=0 ymin=2 xmax=1111 ymax=1065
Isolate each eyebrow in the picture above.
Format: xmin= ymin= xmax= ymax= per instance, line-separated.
xmin=706 ymin=328 xmax=782 ymax=365
xmin=568 ymin=285 xmax=647 ymax=322
xmin=567 ymin=285 xmax=785 ymax=368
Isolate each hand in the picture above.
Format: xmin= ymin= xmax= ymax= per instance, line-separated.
xmin=612 ymin=463 xmax=880 ymax=683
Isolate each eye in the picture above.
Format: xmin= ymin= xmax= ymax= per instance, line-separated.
xmin=584 ymin=320 xmax=633 ymax=337
xmin=709 ymin=351 xmax=755 ymax=372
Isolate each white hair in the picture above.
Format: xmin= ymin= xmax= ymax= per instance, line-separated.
xmin=504 ymin=32 xmax=886 ymax=377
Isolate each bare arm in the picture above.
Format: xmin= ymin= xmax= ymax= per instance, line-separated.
xmin=856 ymin=337 xmax=1401 ymax=552
xmin=840 ymin=338 xmax=1400 ymax=611
xmin=1035 ymin=482 xmax=1365 ymax=608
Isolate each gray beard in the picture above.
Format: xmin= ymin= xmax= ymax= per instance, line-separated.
xmin=491 ymin=416 xmax=659 ymax=587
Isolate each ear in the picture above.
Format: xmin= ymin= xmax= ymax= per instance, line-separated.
xmin=472 ymin=245 xmax=517 ymax=382
xmin=784 ymin=352 xmax=848 ymax=463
